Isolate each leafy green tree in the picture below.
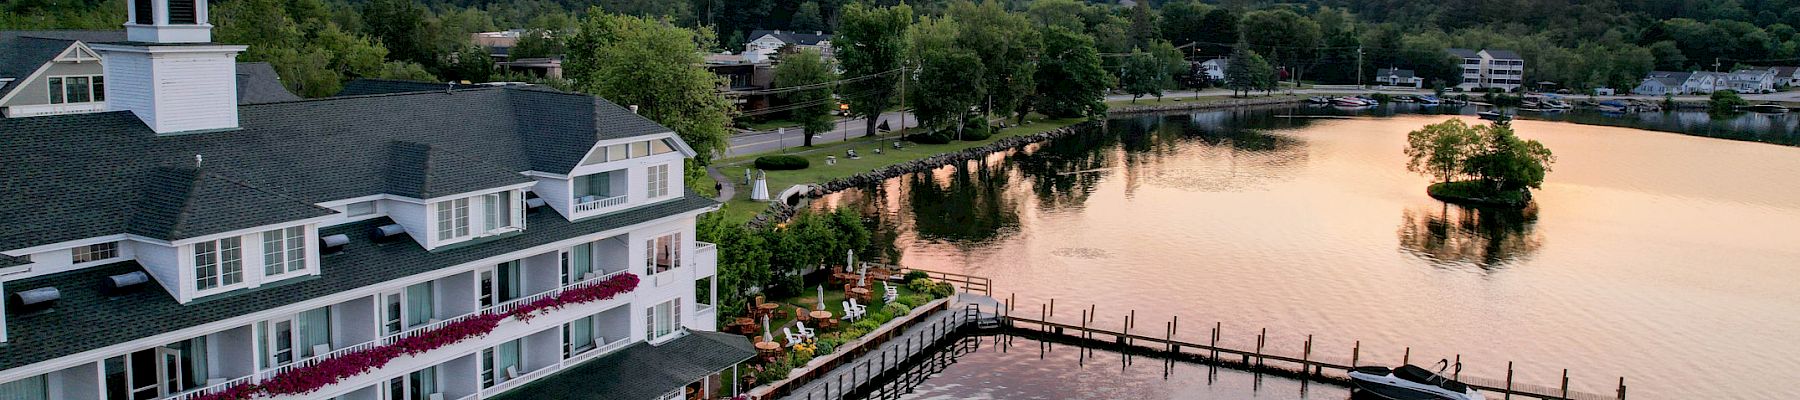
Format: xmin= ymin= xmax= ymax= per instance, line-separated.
xmin=908 ymin=16 xmax=983 ymax=135
xmin=213 ymin=0 xmax=394 ymax=97
xmin=1224 ymin=43 xmax=1273 ymax=96
xmin=697 ymin=211 xmax=771 ymax=318
xmin=1127 ymin=1 xmax=1158 ymax=49
xmin=1148 ymin=40 xmax=1190 ymax=90
xmin=1195 ymin=8 xmax=1239 ymax=57
xmin=438 ymin=44 xmax=493 ymax=83
xmin=377 ymin=61 xmax=439 ymax=82
xmin=791 ymin=1 xmax=825 ymax=32
xmin=1025 ymin=0 xmax=1085 ymax=31
xmin=566 ymin=12 xmax=732 ymax=160
xmin=1710 ymin=90 xmax=1750 ymax=114
xmin=1241 ymin=9 xmax=1320 ymax=85
xmin=361 ymin=0 xmax=433 ymax=66
xmin=509 ymin=29 xmax=564 ymax=59
xmin=835 ymin=2 xmax=913 ymax=138
xmin=947 ymin=1 xmax=1039 ymax=121
xmin=1033 ymin=26 xmax=1110 ymax=119
xmin=1465 ymin=125 xmax=1554 ymax=192
xmin=1157 ymin=0 xmax=1212 ymax=47
xmin=1120 ymin=50 xmax=1167 ymax=102
xmin=1404 ymin=119 xmax=1482 ymax=183
xmin=773 ymin=49 xmax=837 ymax=147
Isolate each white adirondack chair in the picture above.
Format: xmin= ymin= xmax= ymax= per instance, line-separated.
xmin=783 ymin=328 xmax=804 ymax=346
xmin=881 ymin=281 xmax=899 ymax=303
xmin=795 ymin=321 xmax=817 ymax=339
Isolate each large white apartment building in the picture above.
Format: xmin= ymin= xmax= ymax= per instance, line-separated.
xmin=1449 ymin=48 xmax=1525 ymax=92
xmin=0 ymin=1 xmax=749 ymax=400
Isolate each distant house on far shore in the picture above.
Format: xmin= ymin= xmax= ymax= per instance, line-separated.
xmin=1632 ymin=71 xmax=1691 ymax=96
xmin=1448 ymin=48 xmax=1524 ymax=92
xmin=746 ymin=30 xmax=834 ymax=59
xmin=1774 ymin=66 xmax=1800 ymax=87
xmin=1199 ymin=58 xmax=1228 ymax=81
xmin=1375 ymin=67 xmax=1422 ymax=88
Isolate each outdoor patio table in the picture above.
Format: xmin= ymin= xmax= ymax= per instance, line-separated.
xmin=757 ymin=302 xmax=781 ymax=318
xmin=754 ymin=341 xmax=782 ymax=358
xmin=849 ymin=287 xmax=871 ymax=302
xmin=809 ymin=310 xmax=833 ymax=324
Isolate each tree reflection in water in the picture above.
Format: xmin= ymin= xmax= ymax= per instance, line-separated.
xmin=1397 ymin=202 xmax=1544 ymax=270
xmin=906 ymin=159 xmax=1022 ymax=245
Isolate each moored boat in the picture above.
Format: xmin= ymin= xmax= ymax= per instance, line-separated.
xmin=1348 ymin=362 xmax=1487 ymax=400
xmin=1739 ymin=103 xmax=1790 ymax=113
xmin=1333 ymin=97 xmax=1371 ymax=107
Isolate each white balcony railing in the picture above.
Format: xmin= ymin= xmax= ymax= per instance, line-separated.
xmin=573 ymin=194 xmax=628 ymax=213
xmin=167 ymin=374 xmax=256 ymax=400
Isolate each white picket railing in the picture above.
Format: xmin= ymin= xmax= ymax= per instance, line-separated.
xmin=166 ymin=374 xmax=256 ymax=400
xmin=573 ymin=194 xmax=628 ymax=213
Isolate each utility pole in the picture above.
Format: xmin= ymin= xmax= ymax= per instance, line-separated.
xmin=1356 ymin=46 xmax=1364 ymax=89
xmin=898 ymin=67 xmax=907 ymax=139
xmin=1714 ymin=58 xmax=1721 ymax=72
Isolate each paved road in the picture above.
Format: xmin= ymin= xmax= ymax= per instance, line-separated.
xmin=724 ymin=112 xmax=917 ymax=158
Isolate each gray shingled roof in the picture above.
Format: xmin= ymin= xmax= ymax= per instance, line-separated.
xmin=749 ymin=30 xmax=833 ymax=46
xmin=1377 ymin=68 xmax=1416 ymax=79
xmin=335 ymin=78 xmax=455 ymax=96
xmin=1484 ymin=49 xmax=1523 ymax=60
xmin=0 ymin=87 xmax=673 ymax=251
xmin=0 ymin=194 xmax=719 ymax=372
xmin=124 ymin=166 xmax=337 ymax=240
xmin=489 ymin=331 xmax=754 ymax=400
xmin=0 ymin=31 xmax=125 ymax=95
xmin=235 ymin=62 xmax=301 ymax=104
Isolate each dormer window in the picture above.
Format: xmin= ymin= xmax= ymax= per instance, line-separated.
xmin=646 ymin=164 xmax=670 ymax=199
xmin=262 ymin=226 xmax=306 ymax=277
xmin=48 ymin=75 xmax=103 ymax=105
xmin=71 ymin=241 xmax=119 ymax=264
xmin=436 ymin=198 xmax=471 ymax=241
xmin=194 ymin=237 xmax=243 ymax=290
xmin=481 ymin=192 xmax=517 ymax=233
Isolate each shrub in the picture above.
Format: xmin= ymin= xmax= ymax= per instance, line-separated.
xmin=816 ymin=336 xmax=841 ymax=355
xmin=753 ymin=357 xmax=793 ymax=382
xmin=755 ymin=155 xmax=810 ymax=170
xmin=905 ymin=131 xmax=951 ymax=144
xmin=904 ymin=271 xmax=929 ymax=282
xmin=906 ymin=278 xmax=936 ymax=292
xmin=928 ymin=282 xmax=955 ymax=298
xmin=852 ymin=318 xmax=882 ymax=332
xmin=841 ymin=326 xmax=869 ymax=340
xmin=959 ymin=118 xmax=992 ymax=140
xmin=961 ymin=127 xmax=993 ymax=141
xmin=882 ymin=303 xmax=911 ymax=317
xmin=897 ymin=293 xmax=930 ymax=308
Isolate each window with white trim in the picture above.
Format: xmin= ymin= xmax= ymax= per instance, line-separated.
xmin=643 ymin=232 xmax=681 ymax=275
xmin=71 ymin=241 xmax=119 ymax=264
xmin=47 ymin=75 xmax=103 ymax=104
xmin=194 ymin=237 xmax=243 ymax=290
xmin=262 ymin=226 xmax=306 ymax=277
xmin=481 ymin=191 xmax=518 ymax=233
xmin=645 ymin=299 xmax=681 ymax=342
xmin=435 ymin=198 xmax=470 ymax=241
xmin=646 ymin=164 xmax=669 ymax=198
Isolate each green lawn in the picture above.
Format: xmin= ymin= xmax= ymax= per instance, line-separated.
xmin=714 ymin=115 xmax=1087 ymax=224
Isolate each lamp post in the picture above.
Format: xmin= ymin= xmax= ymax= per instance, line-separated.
xmin=840 ymin=103 xmax=851 ymax=142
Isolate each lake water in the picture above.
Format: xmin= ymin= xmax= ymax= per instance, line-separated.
xmin=815 ymin=105 xmax=1800 ymax=399
xmin=894 ymin=335 xmax=1349 ymax=400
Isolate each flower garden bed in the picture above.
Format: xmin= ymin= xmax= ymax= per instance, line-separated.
xmin=192 ymin=273 xmax=641 ymax=400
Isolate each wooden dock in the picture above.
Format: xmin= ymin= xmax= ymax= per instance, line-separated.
xmin=994 ymin=296 xmax=1629 ymax=400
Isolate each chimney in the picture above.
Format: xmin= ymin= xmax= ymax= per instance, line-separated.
xmin=629 ymin=105 xmax=639 ymax=114
xmin=92 ymin=0 xmax=245 ymax=134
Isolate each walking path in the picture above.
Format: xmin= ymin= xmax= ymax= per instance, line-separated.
xmin=706 ymin=166 xmax=735 ymax=203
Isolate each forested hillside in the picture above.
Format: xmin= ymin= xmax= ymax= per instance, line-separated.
xmin=6 ymin=0 xmax=1798 ymax=93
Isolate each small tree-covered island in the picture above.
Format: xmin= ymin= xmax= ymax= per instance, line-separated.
xmin=1404 ymin=119 xmax=1557 ymax=208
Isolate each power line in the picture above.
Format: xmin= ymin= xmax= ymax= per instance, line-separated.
xmin=727 ymin=68 xmax=905 ymax=96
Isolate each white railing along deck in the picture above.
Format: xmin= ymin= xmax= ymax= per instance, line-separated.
xmin=573 ymin=194 xmax=628 ymax=213
xmin=235 ymin=271 xmax=636 ymax=394
xmin=166 ymin=374 xmax=256 ymax=400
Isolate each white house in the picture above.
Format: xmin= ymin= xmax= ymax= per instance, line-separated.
xmin=744 ymin=30 xmax=833 ymax=59
xmin=1683 ymin=71 xmax=1729 ymax=94
xmin=1773 ymin=66 xmax=1800 ymax=87
xmin=1727 ymin=68 xmax=1778 ymax=93
xmin=1374 ymin=67 xmax=1423 ymax=88
xmin=1632 ymin=71 xmax=1691 ymax=96
xmin=1449 ymin=48 xmax=1524 ymax=92
xmin=1199 ymin=58 xmax=1228 ymax=81
xmin=0 ymin=1 xmax=747 ymax=399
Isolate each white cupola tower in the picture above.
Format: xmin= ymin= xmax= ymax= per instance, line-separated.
xmin=90 ymin=0 xmax=246 ymax=134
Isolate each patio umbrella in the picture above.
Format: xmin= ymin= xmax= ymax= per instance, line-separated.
xmin=847 ymin=250 xmax=855 ymax=272
xmin=858 ymin=270 xmax=867 ymax=288
xmin=816 ymin=285 xmax=825 ymax=311
xmin=762 ymin=315 xmax=772 ymax=343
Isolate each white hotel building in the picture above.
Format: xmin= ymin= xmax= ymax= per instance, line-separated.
xmin=0 ymin=1 xmax=750 ymax=399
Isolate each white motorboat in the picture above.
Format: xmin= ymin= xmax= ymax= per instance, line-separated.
xmin=1347 ymin=361 xmax=1486 ymax=400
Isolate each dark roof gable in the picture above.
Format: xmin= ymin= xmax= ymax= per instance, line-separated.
xmin=748 ymin=30 xmax=833 ymax=46
xmin=0 ymin=87 xmax=674 ymax=251
xmin=0 ymin=31 xmax=125 ymax=95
